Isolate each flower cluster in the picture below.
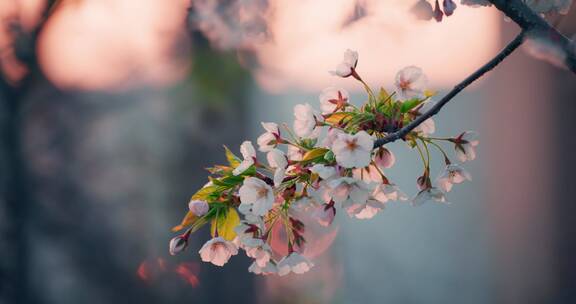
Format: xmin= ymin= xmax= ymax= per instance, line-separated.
xmin=169 ymin=49 xmax=479 ymax=275
xmin=411 ymin=0 xmax=573 ymax=22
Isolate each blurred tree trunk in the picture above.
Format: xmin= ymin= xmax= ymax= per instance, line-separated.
xmin=0 ymin=72 xmax=33 ymax=304
xmin=1 ymin=5 xmax=256 ymax=303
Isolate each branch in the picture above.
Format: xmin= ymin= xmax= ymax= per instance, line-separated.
xmin=489 ymin=0 xmax=576 ymax=74
xmin=374 ymin=31 xmax=525 ymax=148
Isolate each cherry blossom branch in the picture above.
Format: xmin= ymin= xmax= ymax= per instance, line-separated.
xmin=489 ymin=0 xmax=576 ymax=74
xmin=373 ymin=31 xmax=526 ymax=148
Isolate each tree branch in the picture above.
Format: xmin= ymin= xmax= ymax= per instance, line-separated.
xmin=373 ymin=31 xmax=525 ymax=148
xmin=489 ymin=0 xmax=576 ymax=74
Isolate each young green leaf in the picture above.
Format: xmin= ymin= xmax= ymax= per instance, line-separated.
xmin=224 ymin=145 xmax=241 ymax=168
xmin=210 ymin=207 xmax=240 ymax=241
xmin=400 ymin=98 xmax=424 ymax=113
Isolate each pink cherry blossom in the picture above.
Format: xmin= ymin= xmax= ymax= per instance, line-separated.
xmin=332 ymin=131 xmax=374 ymax=168
xmin=277 ymin=253 xmax=314 ymax=276
xmin=319 ymin=87 xmax=349 ymax=114
xmin=233 ymin=141 xmax=256 ymax=175
xmin=395 ymin=66 xmax=429 ymax=100
xmin=239 ymin=177 xmax=274 ymax=216
xmin=330 ymin=49 xmax=358 ymax=78
xmin=437 ymin=164 xmax=472 ymax=192
xmin=199 ymin=237 xmax=238 ymax=266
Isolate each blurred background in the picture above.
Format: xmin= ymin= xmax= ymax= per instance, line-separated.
xmin=0 ymin=0 xmax=575 ymax=303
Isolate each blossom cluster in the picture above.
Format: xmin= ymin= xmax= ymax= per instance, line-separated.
xmin=411 ymin=0 xmax=573 ymax=22
xmin=169 ymin=50 xmax=479 ymax=275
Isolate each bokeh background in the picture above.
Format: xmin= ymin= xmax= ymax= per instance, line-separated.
xmin=0 ymin=0 xmax=575 ymax=303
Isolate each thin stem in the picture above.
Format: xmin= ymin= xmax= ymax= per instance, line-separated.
xmin=424 ymin=138 xmax=451 ymax=164
xmin=281 ymin=123 xmax=299 ymax=144
xmin=374 ymin=31 xmax=526 ymax=149
xmin=414 ymin=140 xmax=428 ymax=171
xmin=420 ymin=138 xmax=431 ymax=168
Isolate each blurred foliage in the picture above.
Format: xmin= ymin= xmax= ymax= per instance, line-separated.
xmin=182 ymin=47 xmax=252 ymax=106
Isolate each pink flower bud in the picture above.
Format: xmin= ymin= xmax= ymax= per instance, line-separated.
xmin=443 ymin=0 xmax=457 ymax=16
xmin=434 ymin=0 xmax=444 ymax=22
xmin=411 ymin=0 xmax=434 ymax=21
xmin=188 ymin=199 xmax=209 ymax=216
xmin=169 ymin=235 xmax=188 ymax=256
xmin=374 ymin=147 xmax=396 ymax=170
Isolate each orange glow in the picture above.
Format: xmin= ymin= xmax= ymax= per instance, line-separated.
xmin=252 ymin=0 xmax=501 ymax=92
xmin=174 ymin=262 xmax=200 ymax=288
xmin=269 ymin=209 xmax=339 ymax=260
xmin=136 ymin=258 xmax=200 ymax=288
xmin=38 ymin=0 xmax=191 ymax=91
xmin=137 ymin=261 xmax=151 ymax=281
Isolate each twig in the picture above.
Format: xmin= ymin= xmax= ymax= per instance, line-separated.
xmin=489 ymin=0 xmax=576 ymax=74
xmin=374 ymin=31 xmax=525 ymax=148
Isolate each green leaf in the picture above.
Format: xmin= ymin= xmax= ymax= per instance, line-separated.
xmin=224 ymin=145 xmax=241 ymax=168
xmin=191 ymin=184 xmax=228 ymax=201
xmin=323 ymin=150 xmax=335 ymax=162
xmin=400 ymin=98 xmax=424 ymax=113
xmin=302 ymin=148 xmax=329 ymax=162
xmin=325 ymin=112 xmax=354 ymax=125
xmin=378 ymin=87 xmax=391 ymax=102
xmin=212 ymin=175 xmax=245 ymax=187
xmin=210 ymin=207 xmax=240 ymax=241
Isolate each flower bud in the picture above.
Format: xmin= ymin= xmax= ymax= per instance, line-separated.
xmin=410 ymin=0 xmax=433 ymax=21
xmin=374 ymin=147 xmax=396 ymax=170
xmin=433 ymin=0 xmax=444 ymax=22
xmin=188 ymin=199 xmax=209 ymax=216
xmin=443 ymin=0 xmax=457 ymax=16
xmin=169 ymin=235 xmax=188 ymax=256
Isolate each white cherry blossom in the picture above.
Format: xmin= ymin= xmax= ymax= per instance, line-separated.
xmin=319 ymin=87 xmax=349 ymax=114
xmin=188 ymin=199 xmax=209 ymax=217
xmin=326 ymin=177 xmax=374 ymax=206
xmin=454 ymin=131 xmax=479 ymax=162
xmin=330 ymin=49 xmax=359 ymax=78
xmin=332 ymin=131 xmax=374 ymax=168
xmin=312 ymin=203 xmax=336 ymax=227
xmin=239 ymin=177 xmax=274 ymax=216
xmin=412 ymin=187 xmax=448 ymax=206
xmin=344 ymin=199 xmax=385 ymax=219
xmin=248 ymin=261 xmax=277 ymax=275
xmin=414 ymin=118 xmax=436 ymax=135
xmin=242 ymin=238 xmax=272 ymax=267
xmin=257 ymin=122 xmax=280 ymax=152
xmin=372 ymin=184 xmax=409 ymax=203
xmin=267 ymin=148 xmax=288 ymax=186
xmin=310 ymin=164 xmax=337 ymax=180
xmin=199 ymin=237 xmax=238 ymax=266
xmin=233 ymin=141 xmax=256 ymax=175
xmin=352 ymin=165 xmax=383 ymax=183
xmin=437 ymin=164 xmax=472 ymax=192
xmin=294 ymin=103 xmax=321 ymax=138
xmin=277 ymin=253 xmax=314 ymax=276
xmin=287 ymin=145 xmax=304 ymax=161
xmin=321 ymin=128 xmax=344 ymax=149
xmin=234 ymin=219 xmax=263 ymax=242
xmin=395 ymin=66 xmax=429 ymax=100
